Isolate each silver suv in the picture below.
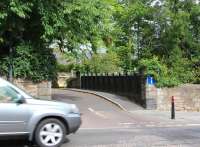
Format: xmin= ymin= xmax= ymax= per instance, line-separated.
xmin=0 ymin=78 xmax=81 ymax=147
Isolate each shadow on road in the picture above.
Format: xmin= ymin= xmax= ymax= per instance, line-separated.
xmin=0 ymin=140 xmax=32 ymax=147
xmin=0 ymin=138 xmax=70 ymax=147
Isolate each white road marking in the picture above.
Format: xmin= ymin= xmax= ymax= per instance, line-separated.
xmin=88 ymin=107 xmax=107 ymax=119
xmin=120 ymin=122 xmax=200 ymax=128
xmin=186 ymin=123 xmax=200 ymax=127
xmin=88 ymin=107 xmax=95 ymax=112
xmin=80 ymin=127 xmax=131 ymax=130
xmin=145 ymin=124 xmax=155 ymax=127
xmin=119 ymin=122 xmax=135 ymax=125
xmin=80 ymin=123 xmax=200 ymax=131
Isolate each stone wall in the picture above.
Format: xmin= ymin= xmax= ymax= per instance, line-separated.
xmin=145 ymin=85 xmax=157 ymax=110
xmin=14 ymin=79 xmax=52 ymax=100
xmin=57 ymin=72 xmax=70 ymax=88
xmin=55 ymin=72 xmax=76 ymax=88
xmin=146 ymin=84 xmax=200 ymax=111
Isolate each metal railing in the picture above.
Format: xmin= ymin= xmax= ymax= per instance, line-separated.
xmin=80 ymin=72 xmax=146 ymax=106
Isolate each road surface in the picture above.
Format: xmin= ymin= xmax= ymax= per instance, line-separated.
xmin=1 ymin=89 xmax=200 ymax=147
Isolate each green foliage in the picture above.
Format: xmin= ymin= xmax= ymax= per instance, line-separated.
xmin=115 ymin=46 xmax=133 ymax=72
xmin=112 ymin=0 xmax=200 ymax=87
xmin=80 ymin=52 xmax=120 ymax=74
xmin=0 ymin=0 xmax=116 ymax=82
xmin=0 ymin=0 xmax=199 ymax=87
xmin=41 ymin=0 xmax=115 ymax=50
xmin=139 ymin=55 xmax=195 ymax=87
xmin=193 ymin=61 xmax=200 ymax=84
xmin=0 ymin=43 xmax=57 ymax=82
xmin=57 ymin=63 xmax=74 ymax=73
xmin=9 ymin=0 xmax=33 ymax=18
xmin=139 ymin=56 xmax=171 ymax=87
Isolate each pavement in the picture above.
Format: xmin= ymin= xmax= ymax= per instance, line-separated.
xmin=68 ymin=88 xmax=143 ymax=111
xmin=68 ymin=88 xmax=200 ymax=127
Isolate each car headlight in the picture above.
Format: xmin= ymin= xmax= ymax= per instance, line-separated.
xmin=69 ymin=104 xmax=80 ymax=114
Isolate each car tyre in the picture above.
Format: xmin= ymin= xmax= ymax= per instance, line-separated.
xmin=35 ymin=118 xmax=66 ymax=147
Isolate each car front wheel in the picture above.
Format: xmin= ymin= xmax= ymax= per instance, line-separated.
xmin=35 ymin=118 xmax=66 ymax=147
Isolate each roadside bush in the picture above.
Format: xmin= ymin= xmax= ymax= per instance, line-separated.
xmin=79 ymin=52 xmax=121 ymax=74
xmin=0 ymin=42 xmax=57 ymax=82
xmin=139 ymin=56 xmax=195 ymax=87
xmin=57 ymin=63 xmax=74 ymax=73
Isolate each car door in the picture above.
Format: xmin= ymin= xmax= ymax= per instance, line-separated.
xmin=0 ymin=83 xmax=31 ymax=134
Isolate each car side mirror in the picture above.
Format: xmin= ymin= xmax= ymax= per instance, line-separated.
xmin=16 ymin=94 xmax=26 ymax=104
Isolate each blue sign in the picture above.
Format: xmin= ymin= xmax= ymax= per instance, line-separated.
xmin=147 ymin=75 xmax=156 ymax=85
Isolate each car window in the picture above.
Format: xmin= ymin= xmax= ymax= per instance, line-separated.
xmin=0 ymin=85 xmax=21 ymax=103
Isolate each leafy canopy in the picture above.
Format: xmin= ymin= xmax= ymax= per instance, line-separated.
xmin=0 ymin=0 xmax=115 ymax=81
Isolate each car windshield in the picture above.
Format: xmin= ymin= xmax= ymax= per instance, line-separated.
xmin=11 ymin=83 xmax=33 ymax=99
xmin=0 ymin=78 xmax=32 ymax=99
xmin=0 ymin=85 xmax=22 ymax=103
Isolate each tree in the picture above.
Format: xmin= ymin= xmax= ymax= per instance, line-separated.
xmin=113 ymin=0 xmax=200 ymax=86
xmin=0 ymin=0 xmax=199 ymax=86
xmin=0 ymin=0 xmax=115 ymax=81
xmin=80 ymin=51 xmax=120 ymax=74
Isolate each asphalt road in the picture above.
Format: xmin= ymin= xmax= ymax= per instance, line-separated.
xmin=1 ymin=89 xmax=200 ymax=147
xmin=2 ymin=126 xmax=200 ymax=147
